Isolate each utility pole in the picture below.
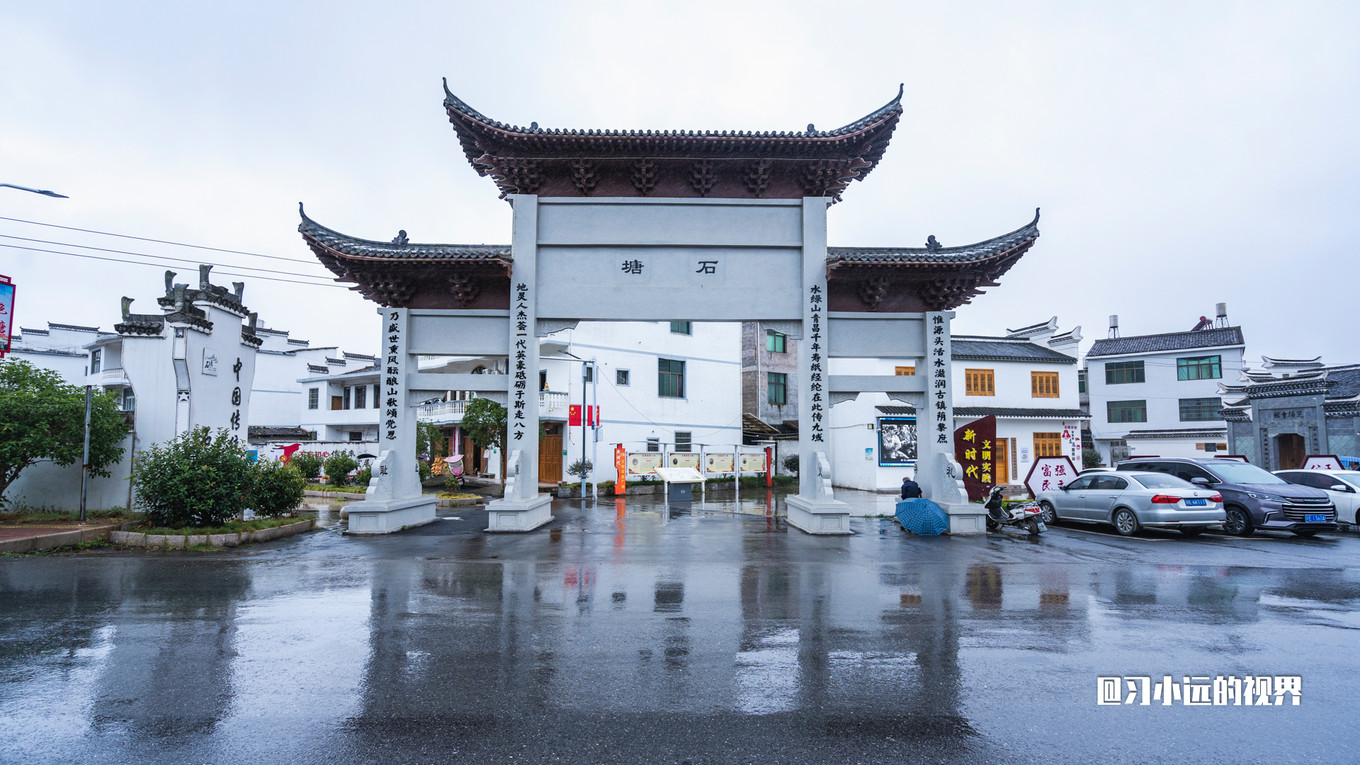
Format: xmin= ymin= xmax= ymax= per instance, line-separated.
xmin=79 ymin=385 xmax=92 ymax=522
xmin=581 ymin=361 xmax=591 ymax=494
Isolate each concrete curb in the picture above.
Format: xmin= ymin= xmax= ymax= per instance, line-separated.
xmin=109 ymin=519 xmax=314 ymax=549
xmin=0 ymin=521 xmax=140 ymax=555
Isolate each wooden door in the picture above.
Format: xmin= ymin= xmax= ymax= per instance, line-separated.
xmin=995 ymin=439 xmax=1009 ymax=485
xmin=540 ymin=434 xmax=563 ymax=483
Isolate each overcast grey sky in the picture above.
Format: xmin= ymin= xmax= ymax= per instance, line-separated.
xmin=3 ymin=1 xmax=1357 ymax=365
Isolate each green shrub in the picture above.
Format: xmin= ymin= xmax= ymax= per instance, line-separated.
xmin=418 ymin=458 xmax=433 ymax=482
xmin=132 ymin=427 xmax=252 ymax=528
xmin=248 ymin=460 xmax=307 ymax=517
xmin=323 ymin=451 xmax=358 ymax=486
xmin=291 ymin=452 xmax=322 ymax=480
xmin=355 ymin=464 xmax=372 ymax=487
xmin=782 ymin=455 xmax=799 ymax=475
xmin=566 ymin=459 xmax=593 ymax=480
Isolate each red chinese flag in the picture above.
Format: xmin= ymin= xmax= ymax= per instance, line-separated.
xmin=568 ymin=405 xmax=582 ymax=427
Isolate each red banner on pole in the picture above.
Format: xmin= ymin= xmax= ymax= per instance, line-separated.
xmin=568 ymin=405 xmax=599 ymax=427
xmin=0 ymin=275 xmax=14 ymax=359
xmin=953 ymin=415 xmax=997 ymax=501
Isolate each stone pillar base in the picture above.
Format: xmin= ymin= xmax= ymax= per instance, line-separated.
xmin=785 ymin=495 xmax=853 ymax=535
xmin=345 ymin=496 xmax=438 ymax=535
xmin=941 ymin=503 xmax=987 ymax=535
xmin=486 ymin=494 xmax=554 ymax=532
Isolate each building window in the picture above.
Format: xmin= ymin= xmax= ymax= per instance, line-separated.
xmin=768 ymin=372 xmax=787 ymax=405
xmin=121 ymin=389 xmax=136 ymax=412
xmin=349 ymin=431 xmax=363 ymax=442
xmin=372 ymin=384 xmax=380 ymax=408
xmin=1031 ymin=371 xmax=1060 ymax=398
xmin=675 ymin=432 xmax=692 ymax=452
xmin=616 ymin=369 xmax=630 ymax=386
xmin=343 ymin=386 xmax=352 ymax=410
xmin=1179 ymin=397 xmax=1222 ymax=421
xmin=1078 ymin=369 xmax=1087 ymax=394
xmin=895 ymin=365 xmax=916 ymax=376
xmin=1108 ymin=399 xmax=1148 ymax=423
xmin=90 ymin=349 xmax=101 ymax=374
xmin=1104 ymin=361 xmax=1145 ymax=385
xmin=670 ymin=321 xmax=691 ymax=335
xmin=646 ymin=437 xmax=660 ymax=453
xmin=308 ymin=388 xmax=319 ymax=410
xmin=583 ymin=365 xmax=593 ymax=383
xmin=1201 ymin=442 xmax=1219 ymax=453
xmin=766 ymin=330 xmax=786 ymax=353
xmin=1034 ymin=432 xmax=1063 ymax=457
xmin=965 ymin=369 xmax=995 ymax=396
xmin=354 ymin=384 xmax=366 ymax=409
xmin=540 ymin=370 xmax=548 ymax=391
xmin=658 ymin=358 xmax=685 ymax=398
xmin=1178 ymin=355 xmax=1222 ymax=381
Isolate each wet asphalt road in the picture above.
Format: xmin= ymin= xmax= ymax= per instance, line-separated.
xmin=2 ymin=491 xmax=1359 ymax=765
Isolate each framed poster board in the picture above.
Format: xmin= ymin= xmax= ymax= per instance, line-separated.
xmin=878 ymin=417 xmax=917 ymax=466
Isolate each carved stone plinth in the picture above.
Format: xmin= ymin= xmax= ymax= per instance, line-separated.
xmin=785 ymin=495 xmax=853 ymax=535
xmin=485 ymin=494 xmax=554 ymax=532
xmin=345 ymin=496 xmax=437 ymax=535
xmin=941 ymin=502 xmax=988 ymax=535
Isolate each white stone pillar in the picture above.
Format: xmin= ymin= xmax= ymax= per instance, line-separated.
xmin=486 ymin=195 xmax=553 ymax=531
xmin=785 ymin=197 xmax=851 ymax=534
xmin=347 ymin=306 xmax=436 ymax=534
xmin=918 ymin=311 xmax=984 ymax=534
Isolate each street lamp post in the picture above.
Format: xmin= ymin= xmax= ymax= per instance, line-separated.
xmin=0 ymin=183 xmax=68 ymax=198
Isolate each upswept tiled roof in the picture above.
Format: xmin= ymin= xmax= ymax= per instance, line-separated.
xmin=248 ymin=426 xmax=316 ymax=440
xmin=443 ymin=81 xmax=903 ymax=201
xmin=1086 ymin=327 xmax=1244 ymax=358
xmin=952 ymin=336 xmax=1076 ymax=364
xmin=299 ymin=205 xmax=512 ymax=263
xmin=876 ymin=405 xmax=1089 ymax=419
xmin=1124 ymin=427 xmax=1226 ymax=439
xmin=826 ymin=209 xmax=1040 ymax=267
xmin=1326 ymin=367 xmax=1360 ymax=399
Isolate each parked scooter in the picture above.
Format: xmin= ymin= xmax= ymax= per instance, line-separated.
xmin=984 ymin=486 xmax=1046 ymax=535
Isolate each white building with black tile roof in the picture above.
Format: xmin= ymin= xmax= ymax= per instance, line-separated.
xmin=828 ymin=316 xmax=1087 ymax=491
xmin=1220 ymin=357 xmax=1360 ymax=469
xmin=1084 ymin=317 xmax=1246 ymax=465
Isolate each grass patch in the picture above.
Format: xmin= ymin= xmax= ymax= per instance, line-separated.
xmin=309 ymin=484 xmax=368 ymax=494
xmin=0 ymin=508 xmax=135 ymax=525
xmin=436 ymin=492 xmax=480 ymax=500
xmin=137 ymin=516 xmax=303 ymax=536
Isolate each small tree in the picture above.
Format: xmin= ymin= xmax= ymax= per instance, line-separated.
xmin=566 ymin=459 xmax=593 ymax=482
xmin=0 ymin=359 xmax=130 ymax=505
xmin=355 ymin=464 xmax=372 ymax=487
xmin=248 ymin=460 xmax=306 ymax=517
xmin=1082 ymin=447 xmax=1103 ymax=470
xmin=782 ymin=454 xmax=799 ymax=475
xmin=133 ymin=427 xmax=252 ymax=527
xmin=417 ymin=421 xmax=447 ymax=462
xmin=323 ymin=451 xmax=358 ymax=487
xmin=291 ymin=452 xmax=322 ymax=481
xmin=461 ymin=397 xmax=507 ymax=452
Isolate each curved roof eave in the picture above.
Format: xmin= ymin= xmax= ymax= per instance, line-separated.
xmin=827 ymin=208 xmax=1040 ymax=266
xmin=298 ymin=203 xmax=513 ymax=263
xmin=442 ymin=79 xmax=904 ymax=140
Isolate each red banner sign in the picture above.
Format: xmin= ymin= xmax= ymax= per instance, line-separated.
xmin=0 ymin=275 xmax=13 ymax=359
xmin=954 ymin=415 xmax=997 ymax=501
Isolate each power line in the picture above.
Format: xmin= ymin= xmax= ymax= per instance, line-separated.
xmin=0 ymin=214 xmax=318 ymax=265
xmin=0 ymin=243 xmax=349 ymax=289
xmin=0 ymin=233 xmax=333 ymax=280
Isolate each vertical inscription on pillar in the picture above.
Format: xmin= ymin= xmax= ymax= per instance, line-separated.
xmin=929 ymin=313 xmax=952 ymax=444
xmin=512 ymin=282 xmax=529 ymax=444
xmin=808 ymin=284 xmax=824 ymax=443
xmin=384 ymin=310 xmax=401 ymax=442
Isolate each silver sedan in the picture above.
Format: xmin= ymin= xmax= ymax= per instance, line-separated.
xmin=1036 ymin=471 xmax=1225 ymax=537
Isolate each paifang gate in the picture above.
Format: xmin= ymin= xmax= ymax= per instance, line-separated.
xmin=300 ymin=81 xmax=1039 ymax=536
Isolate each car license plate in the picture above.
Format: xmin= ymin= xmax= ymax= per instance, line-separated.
xmin=1036 ymin=521 xmax=1047 ymax=532
xmin=1184 ymin=498 xmax=1206 ymax=507
xmin=1304 ymin=514 xmax=1326 ymax=523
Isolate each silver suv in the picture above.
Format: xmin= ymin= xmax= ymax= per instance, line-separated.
xmin=1115 ymin=457 xmax=1336 ymax=537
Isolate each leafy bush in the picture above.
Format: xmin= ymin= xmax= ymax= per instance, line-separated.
xmin=247 ymin=460 xmax=307 ymax=517
xmin=291 ymin=452 xmax=322 ymax=480
xmin=323 ymin=451 xmax=358 ymax=487
xmin=1082 ymin=447 xmax=1103 ymax=469
xmin=132 ymin=427 xmax=252 ymax=528
xmin=566 ymin=459 xmax=593 ymax=480
xmin=782 ymin=455 xmax=799 ymax=475
xmin=355 ymin=464 xmax=372 ymax=487
xmin=417 ymin=458 xmax=433 ymax=482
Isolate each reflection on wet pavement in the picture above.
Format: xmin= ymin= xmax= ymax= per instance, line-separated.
xmin=1 ymin=491 xmax=1358 ymax=763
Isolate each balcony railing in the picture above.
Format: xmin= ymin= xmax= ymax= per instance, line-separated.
xmin=416 ymin=391 xmax=569 ymax=423
xmin=97 ymin=367 xmax=131 ymax=387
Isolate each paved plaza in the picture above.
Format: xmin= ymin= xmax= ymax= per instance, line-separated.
xmin=2 ymin=490 xmax=1358 ymax=764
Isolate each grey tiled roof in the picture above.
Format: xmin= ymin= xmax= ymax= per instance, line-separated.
xmin=951 ymin=337 xmax=1076 ymax=364
xmin=1325 ymin=367 xmax=1360 ymax=399
xmin=1123 ymin=427 xmax=1227 ymax=439
xmin=1087 ymin=327 xmax=1244 ymax=358
xmin=299 ymin=204 xmax=512 ymax=262
xmin=826 ymin=209 xmax=1040 ymax=266
xmin=876 ymin=405 xmax=1089 ymax=420
xmin=444 ymin=80 xmax=904 ymax=140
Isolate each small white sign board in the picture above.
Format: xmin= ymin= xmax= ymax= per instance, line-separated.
xmin=653 ymin=466 xmax=706 ymax=484
xmin=1023 ymin=456 xmax=1079 ymax=498
xmin=1302 ymin=455 xmax=1343 ymax=470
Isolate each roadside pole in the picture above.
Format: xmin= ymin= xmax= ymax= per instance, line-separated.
xmin=79 ymin=385 xmax=92 ymax=522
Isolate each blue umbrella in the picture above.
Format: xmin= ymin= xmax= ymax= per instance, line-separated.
xmin=896 ymin=498 xmax=950 ymax=536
